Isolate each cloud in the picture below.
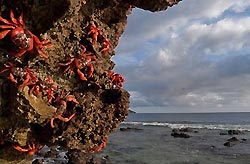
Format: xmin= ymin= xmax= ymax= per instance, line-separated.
xmin=185 ymin=17 xmax=250 ymax=55
xmin=114 ymin=1 xmax=250 ymax=112
xmin=116 ymin=0 xmax=250 ymax=54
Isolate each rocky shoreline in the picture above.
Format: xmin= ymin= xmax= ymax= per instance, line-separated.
xmin=95 ymin=125 xmax=250 ymax=164
xmin=22 ymin=125 xmax=250 ymax=163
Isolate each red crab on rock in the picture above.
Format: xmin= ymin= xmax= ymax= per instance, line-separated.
xmin=88 ymin=136 xmax=108 ymax=153
xmin=87 ymin=25 xmax=99 ymax=43
xmin=100 ymin=38 xmax=110 ymax=54
xmin=0 ymin=10 xmax=51 ymax=58
xmin=41 ymin=76 xmax=58 ymax=103
xmin=50 ymin=91 xmax=79 ymax=128
xmin=59 ymin=45 xmax=96 ymax=81
xmin=87 ymin=25 xmax=111 ymax=54
xmin=13 ymin=143 xmax=43 ymax=156
xmin=0 ymin=62 xmax=18 ymax=83
xmin=109 ymin=71 xmax=125 ymax=89
xmin=0 ymin=63 xmax=40 ymax=93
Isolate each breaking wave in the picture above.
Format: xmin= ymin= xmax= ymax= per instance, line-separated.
xmin=122 ymin=121 xmax=250 ymax=131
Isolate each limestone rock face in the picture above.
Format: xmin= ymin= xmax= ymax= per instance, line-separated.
xmin=0 ymin=0 xmax=182 ymax=162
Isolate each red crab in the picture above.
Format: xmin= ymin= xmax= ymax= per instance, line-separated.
xmin=87 ymin=25 xmax=99 ymax=43
xmin=18 ymin=68 xmax=39 ymax=91
xmin=109 ymin=71 xmax=125 ymax=89
xmin=0 ymin=63 xmax=40 ymax=95
xmin=100 ymin=38 xmax=110 ymax=54
xmin=59 ymin=45 xmax=96 ymax=81
xmin=0 ymin=10 xmax=52 ymax=58
xmin=0 ymin=62 xmax=18 ymax=83
xmin=50 ymin=92 xmax=79 ymax=128
xmin=89 ymin=136 xmax=108 ymax=153
xmin=13 ymin=143 xmax=43 ymax=156
xmin=41 ymin=76 xmax=57 ymax=103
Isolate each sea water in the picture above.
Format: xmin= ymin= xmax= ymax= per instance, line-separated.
xmin=36 ymin=113 xmax=250 ymax=163
xmin=98 ymin=112 xmax=250 ymax=164
xmin=123 ymin=112 xmax=250 ymax=131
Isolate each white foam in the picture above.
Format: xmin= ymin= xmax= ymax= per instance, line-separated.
xmin=122 ymin=121 xmax=250 ymax=131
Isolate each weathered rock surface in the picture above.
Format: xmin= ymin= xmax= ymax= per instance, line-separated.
xmin=223 ymin=137 xmax=247 ymax=147
xmin=224 ymin=137 xmax=240 ymax=147
xmin=0 ymin=0 xmax=182 ymax=163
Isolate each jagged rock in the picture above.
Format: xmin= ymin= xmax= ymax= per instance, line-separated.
xmin=220 ymin=129 xmax=244 ymax=135
xmin=241 ymin=138 xmax=247 ymax=142
xmin=120 ymin=127 xmax=143 ymax=131
xmin=124 ymin=0 xmax=182 ymax=12
xmin=228 ymin=130 xmax=244 ymax=135
xmin=0 ymin=0 xmax=182 ymax=162
xmin=224 ymin=137 xmax=240 ymax=147
xmin=171 ymin=132 xmax=191 ymax=138
xmin=224 ymin=137 xmax=248 ymax=147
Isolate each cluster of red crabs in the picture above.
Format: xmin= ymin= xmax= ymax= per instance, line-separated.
xmin=0 ymin=10 xmax=125 ymax=156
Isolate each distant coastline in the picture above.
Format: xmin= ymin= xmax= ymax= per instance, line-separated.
xmin=129 ymin=110 xmax=136 ymax=113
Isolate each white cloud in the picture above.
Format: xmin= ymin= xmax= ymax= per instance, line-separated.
xmin=179 ymin=91 xmax=224 ymax=107
xmin=185 ymin=17 xmax=250 ymax=55
xmin=129 ymin=91 xmax=152 ymax=107
xmin=114 ymin=1 xmax=250 ymax=112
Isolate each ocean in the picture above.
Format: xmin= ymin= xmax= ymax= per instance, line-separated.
xmin=36 ymin=112 xmax=250 ymax=164
xmin=124 ymin=112 xmax=250 ymax=131
xmin=97 ymin=112 xmax=250 ymax=164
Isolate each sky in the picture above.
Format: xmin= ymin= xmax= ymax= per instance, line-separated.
xmin=112 ymin=0 xmax=250 ymax=113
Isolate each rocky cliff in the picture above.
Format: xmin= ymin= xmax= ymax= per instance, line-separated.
xmin=0 ymin=0 xmax=182 ymax=163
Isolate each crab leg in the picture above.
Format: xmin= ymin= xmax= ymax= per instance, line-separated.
xmin=17 ymin=13 xmax=24 ymax=27
xmin=13 ymin=145 xmax=29 ymax=152
xmin=86 ymin=63 xmax=94 ymax=78
xmin=0 ymin=25 xmax=15 ymax=29
xmin=0 ymin=30 xmax=11 ymax=39
xmin=35 ymin=47 xmax=48 ymax=58
xmin=50 ymin=112 xmax=76 ymax=128
xmin=14 ymin=49 xmax=26 ymax=57
xmin=57 ymin=113 xmax=76 ymax=122
xmin=59 ymin=58 xmax=74 ymax=66
xmin=10 ymin=10 xmax=19 ymax=26
xmin=33 ymin=35 xmax=49 ymax=58
xmin=65 ymin=95 xmax=79 ymax=104
xmin=19 ymin=73 xmax=31 ymax=90
xmin=29 ymin=85 xmax=40 ymax=97
xmin=0 ymin=16 xmax=16 ymax=26
xmin=8 ymin=73 xmax=17 ymax=83
xmin=76 ymin=69 xmax=87 ymax=81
